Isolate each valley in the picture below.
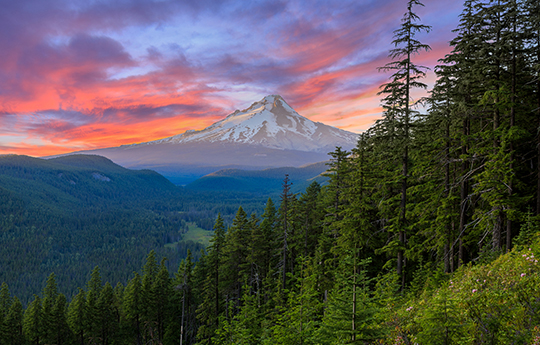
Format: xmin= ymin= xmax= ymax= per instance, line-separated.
xmin=0 ymin=154 xmax=271 ymax=302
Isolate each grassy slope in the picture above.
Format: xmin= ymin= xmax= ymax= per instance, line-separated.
xmin=382 ymin=234 xmax=540 ymax=344
xmin=165 ymin=222 xmax=214 ymax=248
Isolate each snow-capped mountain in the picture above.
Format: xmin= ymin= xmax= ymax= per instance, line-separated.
xmin=141 ymin=95 xmax=358 ymax=153
xmin=54 ymin=95 xmax=359 ymax=185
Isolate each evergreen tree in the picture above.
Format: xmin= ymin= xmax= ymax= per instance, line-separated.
xmin=141 ymin=250 xmax=159 ymax=341
xmin=67 ymin=288 xmax=87 ymax=345
xmin=221 ymin=207 xmax=251 ymax=312
xmin=415 ymin=289 xmax=462 ymax=344
xmin=4 ymin=297 xmax=23 ymax=345
xmin=317 ymin=148 xmax=352 ymax=299
xmin=246 ymin=212 xmax=262 ymax=294
xmin=213 ymin=285 xmax=263 ymax=345
xmin=410 ymin=64 xmax=460 ymax=272
xmin=41 ymin=273 xmax=59 ymax=344
xmin=196 ymin=214 xmax=227 ymax=344
xmin=96 ymin=282 xmax=118 ymax=345
xmin=377 ymin=0 xmax=431 ymax=287
xmin=526 ymin=0 xmax=540 ymax=215
xmin=258 ymin=198 xmax=279 ymax=302
xmin=263 ymin=257 xmax=321 ymax=345
xmin=113 ymin=282 xmax=127 ymax=343
xmin=338 ymin=136 xmax=381 ymax=266
xmin=173 ymin=251 xmax=196 ymax=345
xmin=86 ymin=266 xmax=102 ymax=342
xmin=316 ymin=257 xmax=383 ymax=344
xmin=278 ymin=175 xmax=294 ymax=292
xmin=469 ymin=0 xmax=513 ymax=252
xmin=437 ymin=0 xmax=486 ymax=266
xmin=323 ymin=147 xmax=351 ymax=247
xmin=248 ymin=209 xmax=268 ymax=300
xmin=51 ymin=294 xmax=72 ymax=345
xmin=124 ymin=273 xmax=143 ymax=345
xmin=152 ymin=260 xmax=172 ymax=343
xmin=0 ymin=282 xmax=11 ymax=344
xmin=290 ymin=182 xmax=324 ymax=270
xmin=23 ymin=295 xmax=43 ymax=345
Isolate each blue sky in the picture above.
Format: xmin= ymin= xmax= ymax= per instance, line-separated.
xmin=0 ymin=0 xmax=462 ymax=156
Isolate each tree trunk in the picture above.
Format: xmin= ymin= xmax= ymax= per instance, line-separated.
xmin=492 ymin=4 xmax=503 ymax=251
xmin=398 ymin=41 xmax=411 ymax=289
xmin=507 ymin=20 xmax=516 ymax=253
xmin=352 ymin=245 xmax=357 ymax=342
xmin=537 ymin=31 xmax=540 ymax=216
xmin=444 ymin=119 xmax=451 ymax=272
xmin=458 ymin=116 xmax=470 ymax=267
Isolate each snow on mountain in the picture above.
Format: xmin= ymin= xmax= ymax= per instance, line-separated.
xmin=51 ymin=95 xmax=360 ymax=185
xmin=144 ymin=95 xmax=358 ymax=152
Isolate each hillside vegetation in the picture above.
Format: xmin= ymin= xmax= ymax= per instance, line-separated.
xmin=0 ymin=154 xmax=266 ymax=302
xmin=0 ymin=212 xmax=538 ymax=344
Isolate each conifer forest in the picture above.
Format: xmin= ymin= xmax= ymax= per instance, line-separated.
xmin=2 ymin=0 xmax=540 ymax=343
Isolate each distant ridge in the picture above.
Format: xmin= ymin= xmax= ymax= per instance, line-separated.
xmin=0 ymin=154 xmax=176 ymax=214
xmin=187 ymin=161 xmax=329 ymax=194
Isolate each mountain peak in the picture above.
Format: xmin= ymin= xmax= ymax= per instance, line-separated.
xmin=225 ymin=95 xmax=293 ymax=120
xmin=149 ymin=95 xmax=358 ymax=152
xmin=263 ymin=94 xmax=283 ymax=102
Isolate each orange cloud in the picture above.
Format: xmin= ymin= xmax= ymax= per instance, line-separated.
xmin=0 ymin=0 xmax=460 ymax=157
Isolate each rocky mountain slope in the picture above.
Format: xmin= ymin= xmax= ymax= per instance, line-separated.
xmin=151 ymin=95 xmax=358 ymax=152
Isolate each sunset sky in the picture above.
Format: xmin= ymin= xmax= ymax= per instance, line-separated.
xmin=0 ymin=0 xmax=463 ymax=157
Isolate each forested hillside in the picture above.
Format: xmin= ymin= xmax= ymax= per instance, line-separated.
xmin=186 ymin=162 xmax=328 ymax=194
xmin=0 ymin=154 xmax=266 ymax=303
xmin=1 ymin=0 xmax=540 ymax=344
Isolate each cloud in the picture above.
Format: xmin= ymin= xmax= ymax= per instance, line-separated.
xmin=0 ymin=0 xmax=462 ymax=156
xmin=0 ymin=34 xmax=136 ymax=115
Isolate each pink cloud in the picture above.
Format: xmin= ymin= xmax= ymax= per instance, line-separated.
xmin=0 ymin=0 xmax=461 ymax=156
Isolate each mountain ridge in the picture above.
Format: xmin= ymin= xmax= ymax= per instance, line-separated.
xmin=134 ymin=95 xmax=358 ymax=153
xmin=49 ymin=95 xmax=358 ymax=184
xmin=187 ymin=161 xmax=329 ymax=194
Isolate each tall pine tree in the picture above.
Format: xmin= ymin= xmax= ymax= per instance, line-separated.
xmin=377 ymin=0 xmax=431 ymax=287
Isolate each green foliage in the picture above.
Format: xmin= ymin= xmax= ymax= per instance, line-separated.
xmin=4 ymin=296 xmax=23 ymax=345
xmin=514 ymin=210 xmax=540 ymax=249
xmin=398 ymin=242 xmax=540 ymax=344
xmin=22 ymin=295 xmax=42 ymax=345
xmin=0 ymin=154 xmax=267 ymax=302
xmin=414 ymin=289 xmax=465 ymax=344
xmin=316 ymin=256 xmax=384 ymax=344
xmin=96 ymin=282 xmax=118 ymax=344
xmin=67 ymin=288 xmax=87 ymax=345
xmin=213 ymin=286 xmax=263 ymax=345
xmin=262 ymin=258 xmax=322 ymax=345
xmin=123 ymin=273 xmax=143 ymax=344
xmin=1 ymin=235 xmax=539 ymax=345
xmin=50 ymin=294 xmax=71 ymax=345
